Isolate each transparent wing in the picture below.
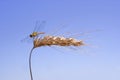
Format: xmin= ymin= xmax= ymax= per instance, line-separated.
xmin=21 ymin=35 xmax=34 ymax=43
xmin=33 ymin=20 xmax=46 ymax=33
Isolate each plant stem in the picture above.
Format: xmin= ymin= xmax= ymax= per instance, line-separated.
xmin=29 ymin=47 xmax=34 ymax=80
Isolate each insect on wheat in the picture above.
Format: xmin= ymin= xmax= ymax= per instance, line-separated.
xmin=27 ymin=21 xmax=85 ymax=80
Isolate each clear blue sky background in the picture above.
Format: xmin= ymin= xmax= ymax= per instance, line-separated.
xmin=0 ymin=0 xmax=120 ymax=80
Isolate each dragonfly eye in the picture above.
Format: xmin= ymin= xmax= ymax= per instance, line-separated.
xmin=30 ymin=34 xmax=33 ymax=38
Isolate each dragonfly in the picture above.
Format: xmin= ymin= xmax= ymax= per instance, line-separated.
xmin=21 ymin=21 xmax=46 ymax=43
xmin=29 ymin=21 xmax=46 ymax=39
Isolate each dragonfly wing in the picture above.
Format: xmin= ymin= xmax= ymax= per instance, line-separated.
xmin=21 ymin=35 xmax=34 ymax=43
xmin=33 ymin=20 xmax=46 ymax=33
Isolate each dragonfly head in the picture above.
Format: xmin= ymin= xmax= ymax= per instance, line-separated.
xmin=29 ymin=34 xmax=33 ymax=38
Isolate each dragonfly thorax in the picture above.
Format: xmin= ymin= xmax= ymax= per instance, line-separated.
xmin=30 ymin=32 xmax=38 ymax=38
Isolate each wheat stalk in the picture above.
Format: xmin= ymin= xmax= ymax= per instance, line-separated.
xmin=29 ymin=47 xmax=34 ymax=80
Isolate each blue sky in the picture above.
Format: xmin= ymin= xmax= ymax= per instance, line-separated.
xmin=0 ymin=0 xmax=120 ymax=80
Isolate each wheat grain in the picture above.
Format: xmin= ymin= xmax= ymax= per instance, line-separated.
xmin=33 ymin=35 xmax=84 ymax=48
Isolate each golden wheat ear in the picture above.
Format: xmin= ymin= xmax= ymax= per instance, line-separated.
xmin=33 ymin=38 xmax=42 ymax=48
